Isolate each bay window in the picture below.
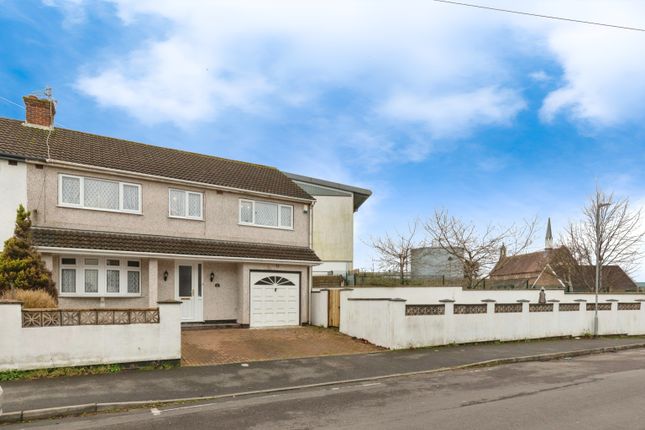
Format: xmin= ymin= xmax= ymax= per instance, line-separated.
xmin=59 ymin=257 xmax=141 ymax=297
xmin=239 ymin=199 xmax=293 ymax=229
xmin=59 ymin=174 xmax=141 ymax=214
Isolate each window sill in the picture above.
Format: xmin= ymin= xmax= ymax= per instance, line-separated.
xmin=238 ymin=222 xmax=294 ymax=231
xmin=59 ymin=294 xmax=143 ymax=299
xmin=57 ymin=205 xmax=143 ymax=216
xmin=168 ymin=215 xmax=205 ymax=222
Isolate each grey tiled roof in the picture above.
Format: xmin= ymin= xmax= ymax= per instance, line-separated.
xmin=0 ymin=117 xmax=312 ymax=201
xmin=32 ymin=227 xmax=320 ymax=263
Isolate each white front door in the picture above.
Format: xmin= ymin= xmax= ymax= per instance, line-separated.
xmin=176 ymin=262 xmax=204 ymax=322
xmin=250 ymin=271 xmax=300 ymax=327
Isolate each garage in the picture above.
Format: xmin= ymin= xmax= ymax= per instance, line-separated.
xmin=250 ymin=271 xmax=300 ymax=327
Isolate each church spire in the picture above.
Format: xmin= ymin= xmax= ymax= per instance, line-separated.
xmin=545 ymin=217 xmax=553 ymax=250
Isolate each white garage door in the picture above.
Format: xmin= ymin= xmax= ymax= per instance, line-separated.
xmin=250 ymin=272 xmax=300 ymax=327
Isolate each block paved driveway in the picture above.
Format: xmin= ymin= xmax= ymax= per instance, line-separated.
xmin=181 ymin=326 xmax=381 ymax=366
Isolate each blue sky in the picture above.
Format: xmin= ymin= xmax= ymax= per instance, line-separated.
xmin=2 ymin=1 xmax=645 ymax=278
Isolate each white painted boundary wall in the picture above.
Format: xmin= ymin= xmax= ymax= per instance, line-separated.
xmin=310 ymin=290 xmax=329 ymax=328
xmin=0 ymin=302 xmax=182 ymax=371
xmin=341 ymin=286 xmax=645 ymax=304
xmin=338 ymin=287 xmax=645 ymax=349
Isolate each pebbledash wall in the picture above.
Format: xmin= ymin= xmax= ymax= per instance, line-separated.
xmin=27 ymin=164 xmax=311 ymax=247
xmin=0 ymin=301 xmax=181 ymax=371
xmin=313 ymin=287 xmax=645 ymax=349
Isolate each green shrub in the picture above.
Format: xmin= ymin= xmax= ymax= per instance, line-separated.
xmin=0 ymin=205 xmax=56 ymax=298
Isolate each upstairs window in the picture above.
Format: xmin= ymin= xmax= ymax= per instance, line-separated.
xmin=59 ymin=174 xmax=141 ymax=214
xmin=239 ymin=199 xmax=293 ymax=230
xmin=169 ymin=189 xmax=203 ymax=220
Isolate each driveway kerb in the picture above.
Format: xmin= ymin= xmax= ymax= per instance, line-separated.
xmin=2 ymin=342 xmax=645 ymax=425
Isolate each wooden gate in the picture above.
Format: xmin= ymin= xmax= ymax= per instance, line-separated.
xmin=328 ymin=289 xmax=341 ymax=328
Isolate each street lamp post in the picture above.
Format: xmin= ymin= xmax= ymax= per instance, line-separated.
xmin=594 ymin=202 xmax=611 ymax=337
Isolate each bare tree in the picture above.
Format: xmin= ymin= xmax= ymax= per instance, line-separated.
xmin=424 ymin=209 xmax=538 ymax=288
xmin=561 ymin=188 xmax=645 ymax=292
xmin=367 ymin=221 xmax=419 ymax=284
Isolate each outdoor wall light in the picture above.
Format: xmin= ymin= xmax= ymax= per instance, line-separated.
xmin=210 ymin=272 xmax=215 ymax=282
xmin=163 ymin=271 xmax=169 ymax=282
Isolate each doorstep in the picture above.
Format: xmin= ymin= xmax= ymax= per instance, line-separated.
xmin=181 ymin=321 xmax=243 ymax=331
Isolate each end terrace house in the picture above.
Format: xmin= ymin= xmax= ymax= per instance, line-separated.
xmin=0 ymin=95 xmax=321 ymax=327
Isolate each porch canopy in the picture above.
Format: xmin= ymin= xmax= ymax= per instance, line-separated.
xmin=32 ymin=227 xmax=320 ymax=325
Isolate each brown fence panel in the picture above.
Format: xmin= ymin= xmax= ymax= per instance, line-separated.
xmin=313 ymin=276 xmax=344 ymax=289
xmin=328 ymin=289 xmax=341 ymax=328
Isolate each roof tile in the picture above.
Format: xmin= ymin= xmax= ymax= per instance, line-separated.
xmin=32 ymin=227 xmax=320 ymax=263
xmin=0 ymin=117 xmax=312 ymax=201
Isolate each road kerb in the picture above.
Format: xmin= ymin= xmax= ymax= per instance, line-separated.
xmin=0 ymin=411 xmax=22 ymax=424
xmin=21 ymin=404 xmax=97 ymax=421
xmin=3 ymin=342 xmax=645 ymax=424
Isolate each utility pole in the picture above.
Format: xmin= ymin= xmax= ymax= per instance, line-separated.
xmin=594 ymin=201 xmax=611 ymax=337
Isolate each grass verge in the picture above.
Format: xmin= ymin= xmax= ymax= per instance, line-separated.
xmin=0 ymin=360 xmax=179 ymax=382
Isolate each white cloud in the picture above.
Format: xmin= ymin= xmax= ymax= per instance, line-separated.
xmin=63 ymin=1 xmax=526 ymax=141
xmin=539 ymin=19 xmax=645 ymax=125
xmin=529 ymin=70 xmax=551 ymax=82
xmin=50 ymin=0 xmax=645 ymax=163
xmin=379 ymin=87 xmax=526 ymax=140
xmin=497 ymin=0 xmax=645 ymax=126
xmin=77 ymin=39 xmax=273 ymax=125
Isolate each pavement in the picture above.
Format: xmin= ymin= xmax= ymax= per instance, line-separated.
xmin=181 ymin=326 xmax=380 ymax=366
xmin=2 ymin=335 xmax=645 ymax=422
xmin=6 ymin=347 xmax=645 ymax=429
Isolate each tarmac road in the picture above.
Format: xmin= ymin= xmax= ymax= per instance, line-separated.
xmin=7 ymin=348 xmax=645 ymax=429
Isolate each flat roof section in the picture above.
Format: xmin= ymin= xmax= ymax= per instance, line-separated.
xmin=284 ymin=172 xmax=372 ymax=212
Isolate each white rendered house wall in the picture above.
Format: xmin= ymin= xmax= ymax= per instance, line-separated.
xmin=313 ymin=261 xmax=352 ymax=275
xmin=0 ymin=160 xmax=27 ymax=242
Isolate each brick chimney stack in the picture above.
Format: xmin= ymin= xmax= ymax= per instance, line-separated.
xmin=23 ymin=94 xmax=56 ymax=129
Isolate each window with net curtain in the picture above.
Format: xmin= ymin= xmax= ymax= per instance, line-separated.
xmin=239 ymin=199 xmax=293 ymax=229
xmin=59 ymin=174 xmax=141 ymax=213
xmin=240 ymin=200 xmax=253 ymax=223
xmin=255 ymin=201 xmax=279 ymax=226
xmin=59 ymin=257 xmax=141 ymax=296
xmin=122 ymin=184 xmax=140 ymax=211
xmin=85 ymin=178 xmax=119 ymax=210
xmin=61 ymin=176 xmax=80 ymax=205
xmin=169 ymin=189 xmax=203 ymax=219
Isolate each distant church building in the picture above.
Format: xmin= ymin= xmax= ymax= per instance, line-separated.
xmin=489 ymin=219 xmax=565 ymax=289
xmin=488 ymin=219 xmax=638 ymax=292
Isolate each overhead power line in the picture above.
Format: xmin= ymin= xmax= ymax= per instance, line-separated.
xmin=431 ymin=0 xmax=645 ymax=32
xmin=0 ymin=95 xmax=24 ymax=110
xmin=0 ymin=92 xmax=69 ymax=129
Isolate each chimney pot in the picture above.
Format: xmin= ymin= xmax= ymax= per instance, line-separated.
xmin=23 ymin=95 xmax=56 ymax=129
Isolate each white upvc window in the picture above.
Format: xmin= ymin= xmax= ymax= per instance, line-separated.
xmin=239 ymin=199 xmax=293 ymax=230
xmin=58 ymin=174 xmax=141 ymax=214
xmin=59 ymin=256 xmax=141 ymax=297
xmin=168 ymin=189 xmax=203 ymax=220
